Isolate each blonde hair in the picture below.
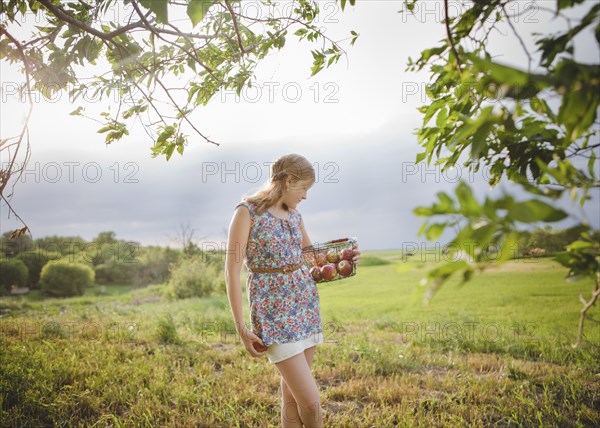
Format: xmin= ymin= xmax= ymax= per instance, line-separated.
xmin=242 ymin=154 xmax=315 ymax=216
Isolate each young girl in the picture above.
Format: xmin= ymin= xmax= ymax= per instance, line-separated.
xmin=225 ymin=153 xmax=361 ymax=427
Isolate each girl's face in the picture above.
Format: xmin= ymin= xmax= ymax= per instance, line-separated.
xmin=284 ymin=179 xmax=313 ymax=209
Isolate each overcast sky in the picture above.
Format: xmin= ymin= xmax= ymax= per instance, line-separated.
xmin=1 ymin=0 xmax=598 ymax=251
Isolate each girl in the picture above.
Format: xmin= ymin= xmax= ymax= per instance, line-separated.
xmin=225 ymin=153 xmax=361 ymax=427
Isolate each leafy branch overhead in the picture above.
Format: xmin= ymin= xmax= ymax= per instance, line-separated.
xmin=0 ymin=0 xmax=358 ymax=234
xmin=0 ymin=0 xmax=358 ymax=158
xmin=406 ymin=0 xmax=599 ymax=348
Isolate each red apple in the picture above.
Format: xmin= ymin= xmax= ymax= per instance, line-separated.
xmin=326 ymin=249 xmax=339 ymax=263
xmin=320 ymin=263 xmax=337 ymax=281
xmin=316 ymin=252 xmax=328 ymax=267
xmin=310 ymin=266 xmax=322 ymax=282
xmin=337 ymin=260 xmax=353 ymax=277
xmin=340 ymin=248 xmax=353 ymax=261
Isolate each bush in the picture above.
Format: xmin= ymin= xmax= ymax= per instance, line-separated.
xmin=0 ymin=258 xmax=29 ymax=295
xmin=40 ymin=261 xmax=95 ymax=297
xmin=129 ymin=246 xmax=181 ymax=288
xmin=94 ymin=261 xmax=132 ymax=285
xmin=165 ymin=254 xmax=225 ymax=299
xmin=17 ymin=249 xmax=61 ymax=288
xmin=57 ymin=252 xmax=94 ymax=268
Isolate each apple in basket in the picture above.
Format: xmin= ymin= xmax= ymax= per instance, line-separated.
xmin=320 ymin=263 xmax=337 ymax=281
xmin=337 ymin=260 xmax=353 ymax=277
xmin=316 ymin=252 xmax=328 ymax=267
xmin=310 ymin=266 xmax=322 ymax=281
xmin=326 ymin=249 xmax=339 ymax=263
xmin=340 ymin=248 xmax=353 ymax=261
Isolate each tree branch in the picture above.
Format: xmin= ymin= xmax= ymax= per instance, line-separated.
xmin=37 ymin=0 xmax=147 ymax=40
xmin=501 ymin=4 xmax=532 ymax=73
xmin=0 ymin=27 xmax=33 ymax=207
xmin=156 ymin=25 xmax=219 ymax=41
xmin=444 ymin=0 xmax=462 ymax=68
xmin=225 ymin=0 xmax=246 ymax=56
xmin=119 ymin=3 xmax=220 ymax=146
xmin=572 ymin=273 xmax=600 ymax=348
xmin=566 ymin=142 xmax=600 ymax=158
xmin=130 ymin=1 xmax=222 ymax=84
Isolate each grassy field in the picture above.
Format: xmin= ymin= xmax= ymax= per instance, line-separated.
xmin=1 ymin=253 xmax=598 ymax=427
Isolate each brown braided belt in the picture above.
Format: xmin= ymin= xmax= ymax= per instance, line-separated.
xmin=246 ymin=261 xmax=304 ymax=274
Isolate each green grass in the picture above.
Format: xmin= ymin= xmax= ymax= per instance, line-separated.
xmin=0 ymin=254 xmax=598 ymax=427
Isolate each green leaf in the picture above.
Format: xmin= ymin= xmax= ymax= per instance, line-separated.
xmin=339 ymin=0 xmax=356 ymax=11
xmin=415 ymin=151 xmax=427 ymax=163
xmin=470 ymin=222 xmax=498 ymax=253
xmin=468 ymin=54 xmax=529 ymax=87
xmin=419 ymin=46 xmax=446 ymax=63
xmin=413 ymin=206 xmax=433 ymax=217
xmin=588 ymin=150 xmax=597 ymax=179
xmin=531 ymin=97 xmax=556 ymax=121
xmin=69 ymin=107 xmax=84 ymax=116
xmin=498 ymin=231 xmax=520 ymax=262
xmin=509 ymin=199 xmax=568 ymax=223
xmin=425 ymin=223 xmax=446 ymax=240
xmin=566 ymin=240 xmax=592 ymax=250
xmin=428 ymin=260 xmax=469 ymax=278
xmin=310 ymin=50 xmax=325 ymax=76
xmin=435 ymin=106 xmax=447 ymax=128
xmin=455 ymin=181 xmax=480 ymax=217
xmin=467 ymin=54 xmax=551 ymax=100
xmin=187 ymin=0 xmax=215 ymax=26
xmin=557 ymin=0 xmax=586 ymax=12
xmin=139 ymin=0 xmax=168 ymax=24
xmin=553 ymin=250 xmax=575 ymax=267
xmin=556 ymin=66 xmax=599 ymax=143
xmin=436 ymin=191 xmax=455 ymax=212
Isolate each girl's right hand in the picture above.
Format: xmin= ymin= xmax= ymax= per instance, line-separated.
xmin=240 ymin=326 xmax=268 ymax=357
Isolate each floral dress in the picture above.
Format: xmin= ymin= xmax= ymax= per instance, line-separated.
xmin=235 ymin=200 xmax=323 ymax=346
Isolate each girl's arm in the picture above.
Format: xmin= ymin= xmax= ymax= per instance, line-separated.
xmin=300 ymin=217 xmax=312 ymax=250
xmin=225 ymin=205 xmax=251 ymax=335
xmin=224 ymin=206 xmax=267 ymax=357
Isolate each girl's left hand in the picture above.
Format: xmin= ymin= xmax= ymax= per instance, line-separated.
xmin=352 ymin=247 xmax=361 ymax=265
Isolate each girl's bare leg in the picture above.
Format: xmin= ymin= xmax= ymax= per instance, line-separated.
xmin=278 ymin=346 xmax=321 ymax=428
xmin=281 ymin=376 xmax=302 ymax=428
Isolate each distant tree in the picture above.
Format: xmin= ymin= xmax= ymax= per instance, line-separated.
xmin=34 ymin=235 xmax=88 ymax=256
xmin=1 ymin=231 xmax=33 ymax=258
xmin=93 ymin=231 xmax=118 ymax=245
xmin=169 ymin=221 xmax=202 ymax=256
xmin=0 ymin=258 xmax=29 ymax=295
xmin=17 ymin=248 xmax=61 ymax=288
xmin=128 ymin=245 xmax=180 ymax=287
xmin=525 ymin=225 xmax=593 ymax=255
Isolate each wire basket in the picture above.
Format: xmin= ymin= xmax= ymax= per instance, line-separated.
xmin=301 ymin=237 xmax=358 ymax=283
